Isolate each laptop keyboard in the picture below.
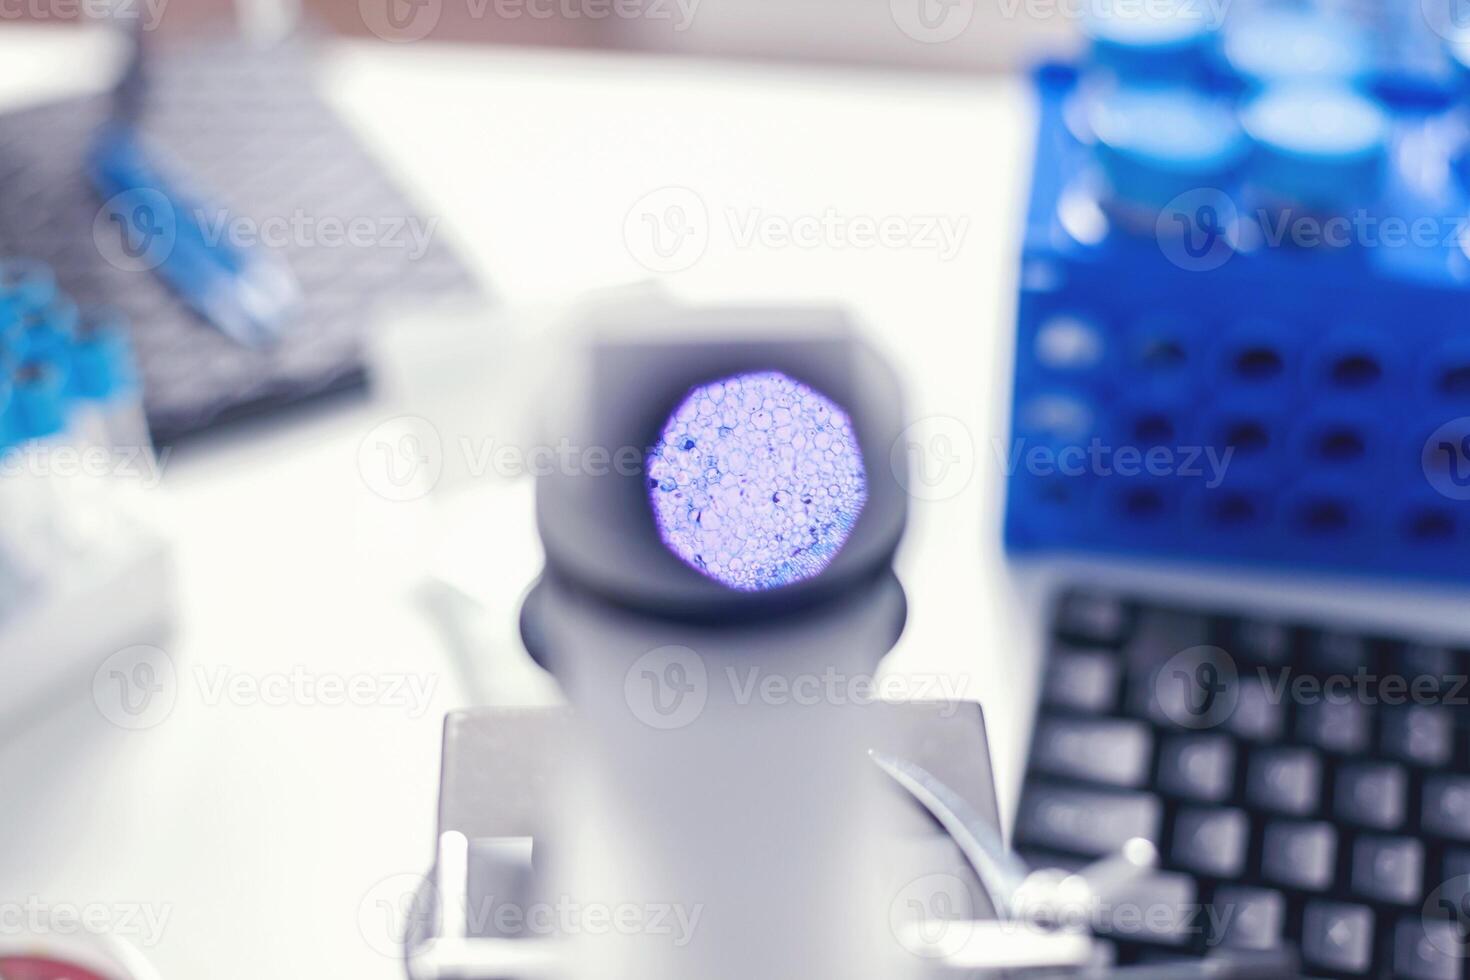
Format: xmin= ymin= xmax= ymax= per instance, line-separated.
xmin=1017 ymin=590 xmax=1470 ymax=978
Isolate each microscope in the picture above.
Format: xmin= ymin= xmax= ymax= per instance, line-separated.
xmin=400 ymin=298 xmax=1292 ymax=980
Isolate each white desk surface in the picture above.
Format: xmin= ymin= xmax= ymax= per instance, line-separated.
xmin=0 ymin=26 xmax=1040 ymax=980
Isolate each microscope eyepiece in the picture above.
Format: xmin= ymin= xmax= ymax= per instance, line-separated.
xmin=646 ymin=369 xmax=868 ymax=592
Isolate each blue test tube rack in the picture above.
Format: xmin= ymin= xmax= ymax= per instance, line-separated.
xmin=1005 ymin=4 xmax=1470 ymax=581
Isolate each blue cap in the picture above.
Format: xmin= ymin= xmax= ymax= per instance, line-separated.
xmin=1240 ymin=83 xmax=1389 ymax=211
xmin=15 ymin=294 xmax=79 ymax=362
xmin=11 ymin=355 xmax=71 ymax=441
xmin=1089 ymin=86 xmax=1247 ymax=213
xmin=1083 ymin=0 xmax=1220 ymax=82
xmin=70 ymin=306 xmax=137 ymax=401
xmin=0 ymin=259 xmax=56 ymax=315
xmin=1223 ymin=12 xmax=1372 ymax=87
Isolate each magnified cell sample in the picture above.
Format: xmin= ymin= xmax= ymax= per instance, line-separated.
xmin=647 ymin=370 xmax=867 ymax=591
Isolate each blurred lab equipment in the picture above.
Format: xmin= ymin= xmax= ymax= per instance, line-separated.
xmin=1004 ymin=6 xmax=1470 ymax=976
xmin=0 ymin=31 xmax=482 ymax=443
xmin=0 ymin=258 xmax=173 ymax=730
xmin=0 ymin=929 xmax=163 ymax=980
xmin=1006 ymin=2 xmax=1470 ymax=580
xmin=400 ymin=299 xmax=1302 ymax=980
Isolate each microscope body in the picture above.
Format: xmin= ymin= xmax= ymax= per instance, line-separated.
xmin=406 ymin=300 xmax=1012 ymax=980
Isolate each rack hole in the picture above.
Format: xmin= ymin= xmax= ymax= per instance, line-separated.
xmin=1235 ymin=347 xmax=1283 ymax=381
xmin=1223 ymin=420 xmax=1270 ymax=455
xmin=1405 ymin=507 xmax=1456 ymax=542
xmin=1211 ymin=492 xmax=1258 ymax=526
xmin=1123 ymin=487 xmax=1165 ymax=519
xmin=1330 ymin=354 xmax=1381 ymax=388
xmin=1295 ymin=498 xmax=1351 ymax=535
xmin=1038 ymin=481 xmax=1074 ymax=507
xmin=1141 ymin=338 xmax=1186 ymax=370
xmin=1133 ymin=413 xmax=1175 ymax=446
xmin=1439 ymin=363 xmax=1470 ymax=398
xmin=1316 ymin=427 xmax=1365 ymax=462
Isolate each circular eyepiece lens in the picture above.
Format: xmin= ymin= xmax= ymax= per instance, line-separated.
xmin=646 ymin=370 xmax=867 ymax=592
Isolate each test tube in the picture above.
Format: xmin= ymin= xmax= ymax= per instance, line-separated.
xmin=70 ymin=305 xmax=151 ymax=459
xmin=1238 ymin=82 xmax=1390 ymax=219
xmin=0 ymin=258 xmax=57 ymax=314
xmin=1086 ymin=84 xmax=1247 ymax=234
xmin=1221 ymin=11 xmax=1373 ymax=90
xmin=9 ymin=350 xmax=93 ymax=560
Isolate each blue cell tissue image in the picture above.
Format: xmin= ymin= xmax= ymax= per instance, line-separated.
xmin=646 ymin=370 xmax=867 ymax=591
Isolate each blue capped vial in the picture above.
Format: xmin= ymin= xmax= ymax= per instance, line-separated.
xmin=1088 ymin=86 xmax=1247 ymax=218
xmin=1083 ymin=0 xmax=1220 ymax=84
xmin=646 ymin=370 xmax=867 ymax=592
xmin=1240 ymin=83 xmax=1389 ymax=213
xmin=1223 ymin=11 xmax=1372 ymax=88
xmin=70 ymin=306 xmax=151 ymax=455
xmin=11 ymin=355 xmax=71 ymax=442
xmin=15 ymin=294 xmax=78 ymax=361
xmin=0 ymin=259 xmax=56 ymax=315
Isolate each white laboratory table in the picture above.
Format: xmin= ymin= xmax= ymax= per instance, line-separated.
xmin=0 ymin=26 xmax=1038 ymax=980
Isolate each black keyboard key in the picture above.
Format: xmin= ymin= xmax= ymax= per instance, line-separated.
xmin=1225 ymin=618 xmax=1293 ymax=664
xmin=1032 ymin=716 xmax=1153 ymax=789
xmin=1131 ymin=644 xmax=1236 ymax=731
xmin=1302 ymin=900 xmax=1374 ymax=975
xmin=1016 ymin=781 xmax=1161 ymax=857
xmin=1044 ymin=647 xmax=1122 ymax=714
xmin=1351 ymin=835 xmax=1424 ymax=905
xmin=1384 ymin=706 xmax=1455 ymax=768
xmin=1424 ymin=776 xmax=1470 ymax=842
xmin=1056 ymin=591 xmax=1129 ymax=645
xmin=1334 ymin=761 xmax=1408 ymax=830
xmin=1296 ymin=698 xmax=1371 ymax=754
xmin=1100 ymin=871 xmax=1198 ymax=948
xmin=1304 ymin=630 xmax=1373 ymax=673
xmin=1171 ymin=806 xmax=1249 ymax=878
xmin=1157 ymin=733 xmax=1236 ymax=803
xmin=1261 ymin=820 xmax=1337 ymax=892
xmin=1442 ymin=850 xmax=1470 ymax=909
xmin=1210 ymin=886 xmax=1285 ymax=951
xmin=1246 ymin=747 xmax=1322 ymax=816
xmin=1224 ymin=673 xmax=1285 ymax=742
xmin=1394 ymin=918 xmax=1464 ymax=979
xmin=1125 ymin=608 xmax=1212 ymax=667
xmin=1398 ymin=643 xmax=1456 ymax=685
